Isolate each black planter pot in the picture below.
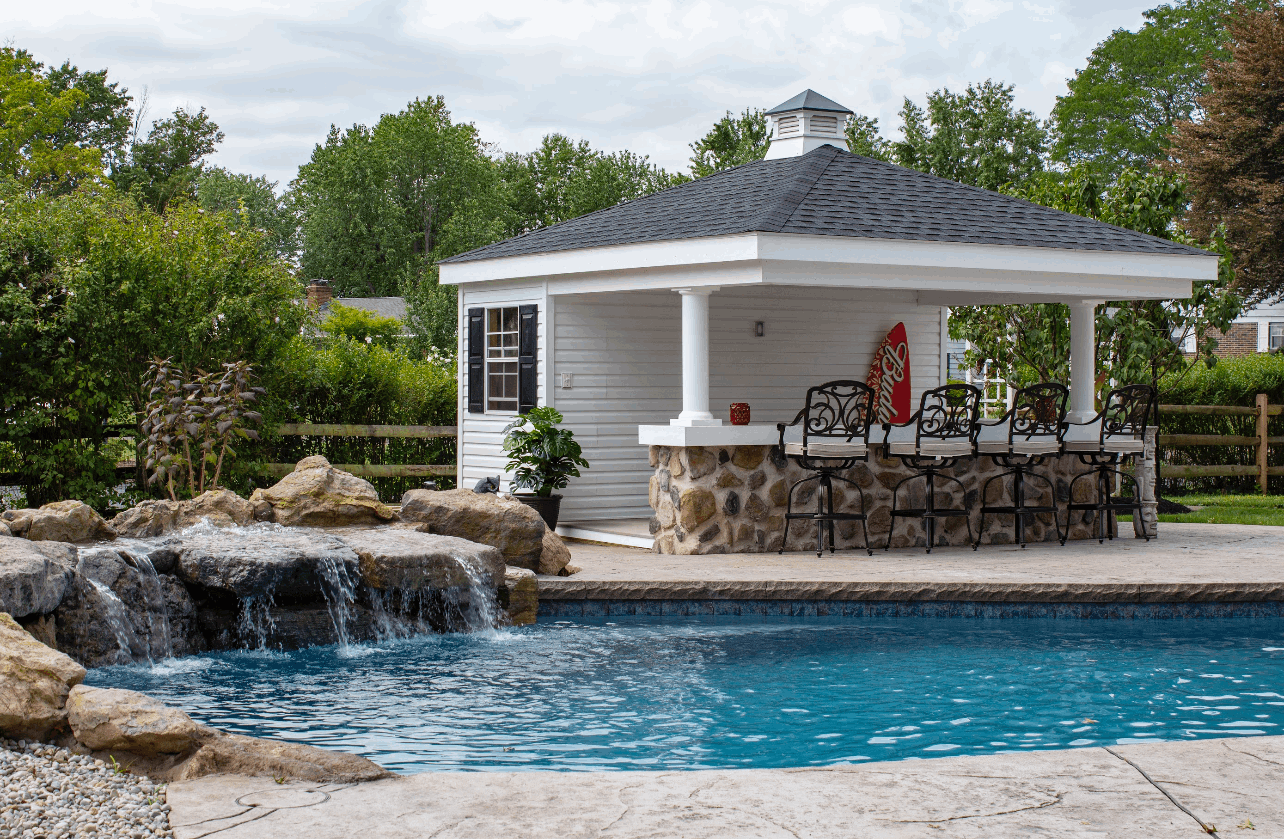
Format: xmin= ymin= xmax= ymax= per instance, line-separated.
xmin=514 ymin=493 xmax=563 ymax=529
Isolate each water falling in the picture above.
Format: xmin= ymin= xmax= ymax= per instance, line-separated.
xmin=124 ymin=550 xmax=173 ymax=660
xmin=443 ymin=550 xmax=501 ymax=633
xmin=316 ymin=554 xmax=358 ymax=648
xmin=237 ymin=592 xmax=278 ymax=650
xmin=86 ymin=579 xmax=147 ymax=665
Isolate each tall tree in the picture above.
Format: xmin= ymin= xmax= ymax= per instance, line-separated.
xmin=500 ymin=133 xmax=673 ymax=234
xmin=197 ymin=167 xmax=298 ymax=261
xmin=1170 ymin=3 xmax=1284 ymax=304
xmin=44 ymin=60 xmax=132 ymax=176
xmin=0 ymin=47 xmax=104 ymax=193
xmin=688 ymin=107 xmax=770 ymax=177
xmin=1050 ymin=0 xmax=1268 ymax=179
xmin=844 ymin=113 xmax=892 ymax=161
xmin=112 ymin=106 xmax=224 ymax=213
xmin=894 ymin=80 xmax=1046 ymax=191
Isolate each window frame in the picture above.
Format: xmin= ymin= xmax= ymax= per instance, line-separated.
xmin=1269 ymin=322 xmax=1284 ymax=351
xmin=484 ymin=306 xmax=521 ymax=414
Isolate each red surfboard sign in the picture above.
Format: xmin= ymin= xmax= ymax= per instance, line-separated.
xmin=866 ymin=322 xmax=912 ymax=424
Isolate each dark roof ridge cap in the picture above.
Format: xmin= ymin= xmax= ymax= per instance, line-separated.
xmin=827 ymin=151 xmax=1215 ymax=257
xmin=763 ymin=146 xmax=843 ymax=232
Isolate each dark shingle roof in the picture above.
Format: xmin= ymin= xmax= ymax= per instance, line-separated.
xmin=323 ymin=297 xmax=407 ymax=321
xmin=766 ymin=89 xmax=853 ymax=115
xmin=442 ymin=145 xmax=1209 ymax=264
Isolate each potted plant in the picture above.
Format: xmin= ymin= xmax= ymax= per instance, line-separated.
xmin=502 ymin=407 xmax=589 ymax=528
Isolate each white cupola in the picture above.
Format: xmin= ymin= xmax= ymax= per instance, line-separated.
xmin=763 ymin=89 xmax=854 ymax=160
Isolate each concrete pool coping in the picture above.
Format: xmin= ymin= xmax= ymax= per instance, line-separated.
xmin=542 ymin=522 xmax=1284 ymax=606
xmin=168 ymin=734 xmax=1284 ymax=838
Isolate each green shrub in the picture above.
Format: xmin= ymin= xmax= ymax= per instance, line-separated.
xmin=1160 ymin=353 xmax=1284 ymax=407
xmin=318 ymin=303 xmax=404 ymax=349
xmin=251 ymin=335 xmax=457 ymax=499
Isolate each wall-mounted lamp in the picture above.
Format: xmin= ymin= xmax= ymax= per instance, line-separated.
xmin=754 ymin=321 xmax=765 ymax=337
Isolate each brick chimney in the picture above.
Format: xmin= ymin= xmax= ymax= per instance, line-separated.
xmin=306 ymin=279 xmax=332 ymax=309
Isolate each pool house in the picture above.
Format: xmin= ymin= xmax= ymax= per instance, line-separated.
xmin=438 ymin=90 xmax=1217 ymax=554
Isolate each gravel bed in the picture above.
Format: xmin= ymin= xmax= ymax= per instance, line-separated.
xmin=0 ymin=739 xmax=172 ymax=839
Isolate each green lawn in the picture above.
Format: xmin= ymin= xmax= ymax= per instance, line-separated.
xmin=1153 ymin=494 xmax=1284 ymax=526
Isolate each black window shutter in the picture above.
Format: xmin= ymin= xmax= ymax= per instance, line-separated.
xmin=518 ymin=304 xmax=538 ymax=414
xmin=467 ymin=307 xmax=484 ymax=414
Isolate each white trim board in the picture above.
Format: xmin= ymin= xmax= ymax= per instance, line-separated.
xmin=440 ymin=231 xmax=1216 ymax=302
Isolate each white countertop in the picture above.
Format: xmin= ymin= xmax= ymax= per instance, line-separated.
xmin=638 ymin=424 xmax=781 ymax=447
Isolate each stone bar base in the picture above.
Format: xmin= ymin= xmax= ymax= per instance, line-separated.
xmin=647 ymin=445 xmax=1153 ymax=555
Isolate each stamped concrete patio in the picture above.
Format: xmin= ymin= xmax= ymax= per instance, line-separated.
xmin=165 ymin=523 xmax=1284 ymax=838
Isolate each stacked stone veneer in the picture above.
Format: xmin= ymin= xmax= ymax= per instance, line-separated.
xmin=648 ymin=434 xmax=1158 ymax=554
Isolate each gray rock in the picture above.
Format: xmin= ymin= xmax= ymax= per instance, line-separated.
xmin=174 ymin=525 xmax=359 ymax=601
xmin=249 ymin=456 xmax=395 ymax=528
xmin=109 ymin=489 xmax=257 ymax=539
xmin=67 ymin=685 xmax=211 ymax=756
xmin=333 ymin=527 xmax=505 ymax=592
xmin=0 ymin=538 xmax=76 ymax=618
xmin=502 ymin=566 xmax=538 ymax=626
xmin=399 ymin=489 xmax=546 ymax=569
xmin=2 ymin=501 xmax=115 ymax=543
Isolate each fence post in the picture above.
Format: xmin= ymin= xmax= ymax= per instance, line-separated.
xmin=1257 ymin=392 xmax=1270 ymax=495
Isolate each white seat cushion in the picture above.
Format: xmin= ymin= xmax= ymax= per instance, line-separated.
xmin=1103 ymin=438 xmax=1144 ymax=454
xmin=786 ymin=440 xmax=867 ymax=458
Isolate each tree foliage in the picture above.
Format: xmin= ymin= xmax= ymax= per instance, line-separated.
xmin=844 ymin=113 xmax=892 ymax=161
xmin=688 ymin=107 xmax=770 ymax=177
xmin=0 ymin=48 xmax=105 ymax=193
xmin=950 ymin=166 xmax=1242 ymax=393
xmin=0 ymin=182 xmax=303 ymax=505
xmin=197 ymin=167 xmax=298 ymax=261
xmin=1170 ymin=3 xmax=1284 ymax=304
xmin=894 ymin=80 xmax=1047 ymax=191
xmin=318 ymin=303 xmax=404 ymax=349
xmin=1050 ymin=0 xmax=1267 ymax=179
xmin=112 ymin=106 xmax=224 ymax=213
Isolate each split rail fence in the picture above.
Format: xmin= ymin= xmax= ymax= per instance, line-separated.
xmin=260 ymin=423 xmax=458 ymax=479
xmin=1158 ymin=394 xmax=1281 ymax=493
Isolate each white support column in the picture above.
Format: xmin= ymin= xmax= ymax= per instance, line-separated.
xmin=1069 ymin=300 xmax=1100 ymax=422
xmin=672 ymin=287 xmax=721 ymax=426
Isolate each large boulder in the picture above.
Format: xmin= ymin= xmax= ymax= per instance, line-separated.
xmin=0 ymin=612 xmax=86 ymax=740
xmin=334 ymin=527 xmax=505 ymax=592
xmin=399 ymin=489 xmax=546 ymax=569
xmin=2 ymin=501 xmax=115 ymax=543
xmin=249 ymin=456 xmax=395 ymax=527
xmin=0 ymin=538 xmax=76 ymax=618
xmin=539 ymin=529 xmax=572 ymax=576
xmin=67 ymin=686 xmax=209 ymax=756
xmin=175 ymin=525 xmax=359 ymax=601
xmin=0 ymin=520 xmax=10 ymax=537
xmin=165 ymin=729 xmax=390 ymax=783
xmin=110 ymin=489 xmax=255 ymax=538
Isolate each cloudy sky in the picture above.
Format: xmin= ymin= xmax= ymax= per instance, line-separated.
xmin=10 ymin=0 xmax=1152 ymax=186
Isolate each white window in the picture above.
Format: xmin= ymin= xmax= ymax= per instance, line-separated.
xmin=486 ymin=307 xmax=519 ymax=412
xmin=1270 ymin=322 xmax=1284 ymax=350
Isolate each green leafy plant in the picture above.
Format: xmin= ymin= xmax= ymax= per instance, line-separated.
xmin=142 ymin=358 xmax=264 ymax=499
xmin=501 ymin=407 xmax=589 ymax=497
xmin=319 ymin=302 xmax=403 ymax=348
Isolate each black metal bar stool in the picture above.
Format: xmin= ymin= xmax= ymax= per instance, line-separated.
xmin=974 ymin=383 xmax=1068 ymax=548
xmin=883 ymin=383 xmax=981 ymax=553
xmin=777 ymin=380 xmax=876 ymax=556
xmin=1064 ymin=384 xmax=1156 ymax=543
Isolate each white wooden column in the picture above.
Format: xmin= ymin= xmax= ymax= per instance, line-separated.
xmin=1069 ymin=300 xmax=1100 ymax=422
xmin=672 ymin=287 xmax=721 ymax=426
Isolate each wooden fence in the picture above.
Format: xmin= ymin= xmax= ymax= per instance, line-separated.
xmin=259 ymin=423 xmax=458 ymax=479
xmin=1158 ymin=394 xmax=1282 ymax=493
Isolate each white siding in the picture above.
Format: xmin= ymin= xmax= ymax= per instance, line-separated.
xmin=545 ymin=286 xmax=943 ymax=522
xmin=457 ymin=284 xmax=548 ymax=492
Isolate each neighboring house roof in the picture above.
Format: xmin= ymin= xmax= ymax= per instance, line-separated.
xmin=765 ymin=89 xmax=853 ymax=115
xmin=441 ymin=145 xmax=1210 ymax=265
xmin=322 ymin=297 xmax=407 ymax=321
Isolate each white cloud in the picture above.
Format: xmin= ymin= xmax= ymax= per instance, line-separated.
xmin=8 ymin=0 xmax=1155 ymax=184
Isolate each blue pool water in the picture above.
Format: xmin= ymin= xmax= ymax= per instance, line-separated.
xmin=87 ymin=616 xmax=1284 ymax=773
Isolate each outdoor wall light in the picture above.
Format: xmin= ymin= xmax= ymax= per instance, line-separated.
xmin=755 ymin=321 xmax=765 ymax=337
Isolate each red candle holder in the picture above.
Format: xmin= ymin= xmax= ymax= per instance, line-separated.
xmin=730 ymin=402 xmax=751 ymax=425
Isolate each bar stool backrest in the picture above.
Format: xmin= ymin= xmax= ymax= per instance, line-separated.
xmin=1099 ymin=384 xmax=1156 ymax=450
xmin=1011 ymin=383 xmax=1068 ymax=440
xmin=916 ymin=383 xmax=981 ymax=455
xmin=800 ymin=380 xmax=875 ymax=452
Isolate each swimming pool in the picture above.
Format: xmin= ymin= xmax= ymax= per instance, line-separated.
xmin=87 ymin=616 xmax=1284 ymax=773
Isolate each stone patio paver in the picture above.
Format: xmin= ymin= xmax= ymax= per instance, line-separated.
xmin=544 ymin=522 xmax=1284 ymax=602
xmin=167 ymin=735 xmax=1284 ymax=838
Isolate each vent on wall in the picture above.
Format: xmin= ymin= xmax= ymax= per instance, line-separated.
xmin=810 ymin=115 xmax=839 ymax=135
xmin=776 ymin=115 xmax=800 ymax=136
